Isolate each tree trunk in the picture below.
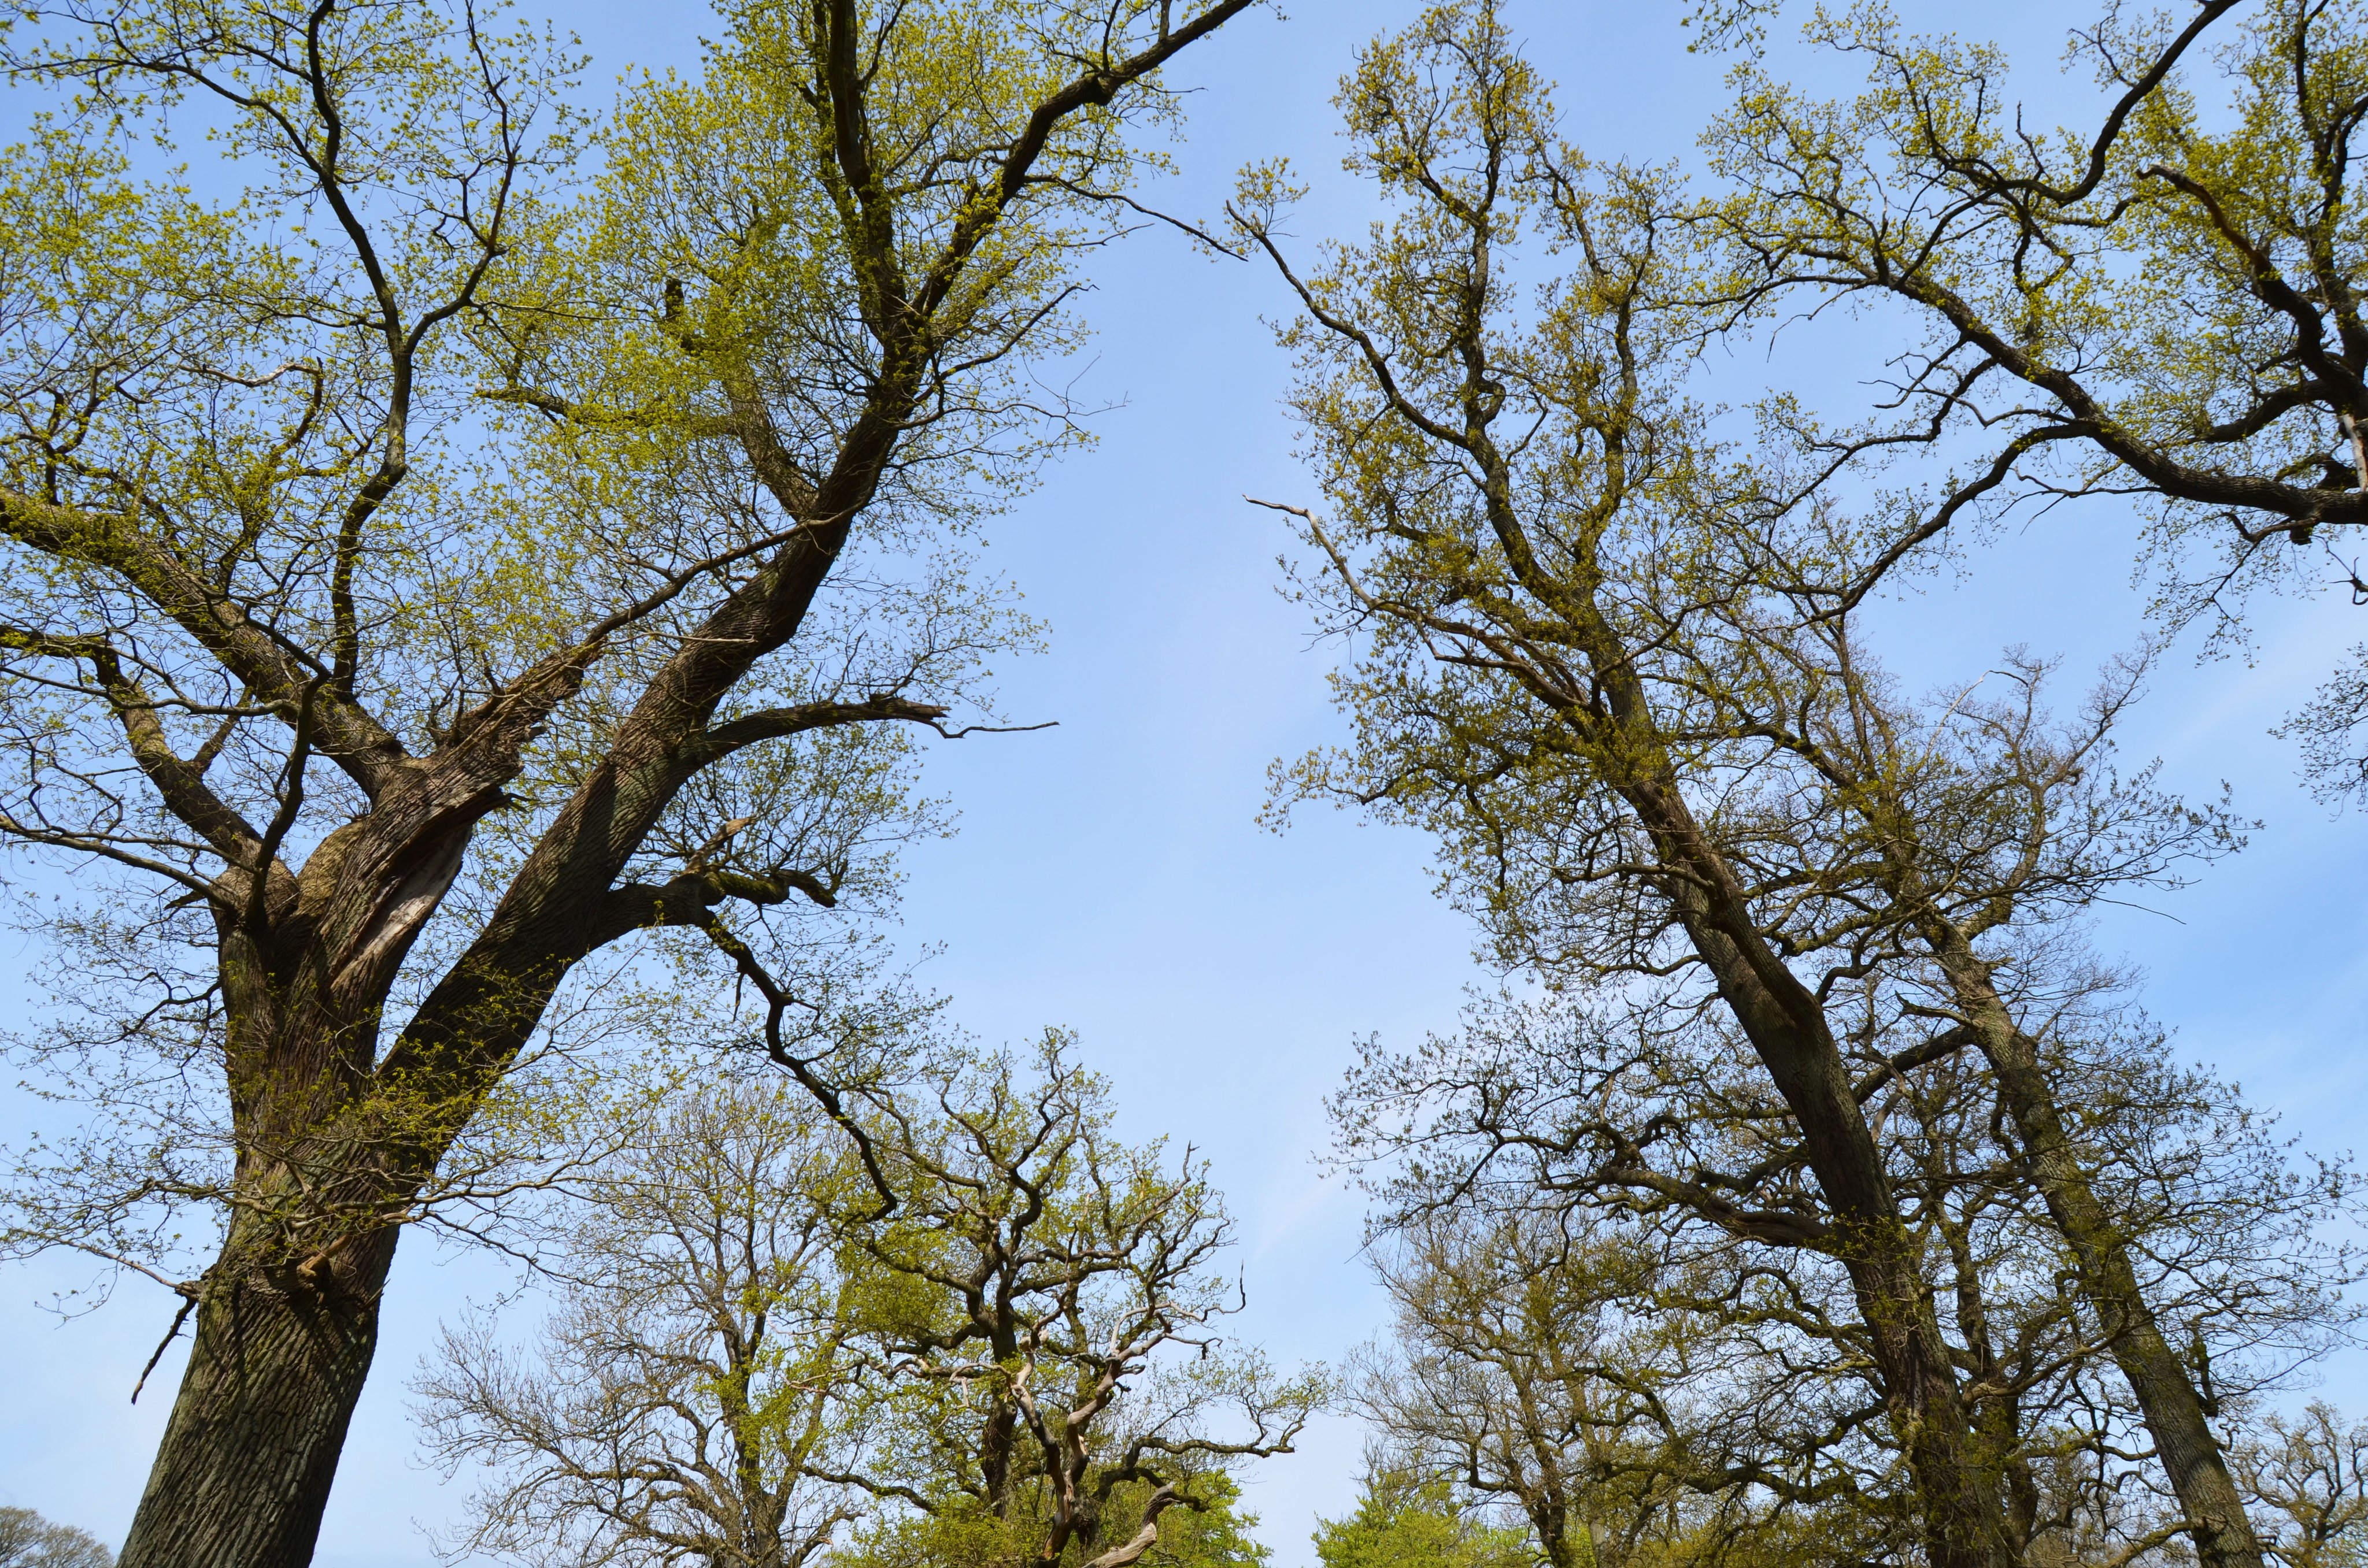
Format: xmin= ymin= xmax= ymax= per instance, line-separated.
xmin=1634 ymin=787 xmax=2016 ymax=1568
xmin=1930 ymin=933 xmax=2267 ymax=1568
xmin=118 ymin=1224 xmax=399 ymax=1568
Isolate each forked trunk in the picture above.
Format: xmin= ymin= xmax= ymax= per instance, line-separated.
xmin=117 ymin=1224 xmax=398 ymax=1568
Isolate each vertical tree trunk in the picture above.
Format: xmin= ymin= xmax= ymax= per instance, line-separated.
xmin=118 ymin=1225 xmax=398 ymax=1568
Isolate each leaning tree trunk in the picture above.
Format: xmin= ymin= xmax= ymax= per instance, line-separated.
xmin=117 ymin=1221 xmax=400 ymax=1568
xmin=1630 ymin=784 xmax=2018 ymax=1568
xmin=1700 ymin=969 xmax=2016 ymax=1568
xmin=1926 ymin=926 xmax=2268 ymax=1568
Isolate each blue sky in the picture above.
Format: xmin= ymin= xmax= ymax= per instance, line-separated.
xmin=3 ymin=3 xmax=2366 ymax=1563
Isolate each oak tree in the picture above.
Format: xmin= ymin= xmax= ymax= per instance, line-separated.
xmin=1231 ymin=9 xmax=2029 ymax=1558
xmin=828 ymin=1037 xmax=1322 ymax=1568
xmin=0 ymin=1 xmax=1265 ymax=1562
xmin=1237 ymin=5 xmax=2352 ymax=1564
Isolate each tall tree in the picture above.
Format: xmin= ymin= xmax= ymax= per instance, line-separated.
xmin=1230 ymin=8 xmax=2021 ymax=1559
xmin=1235 ymin=3 xmax=2351 ymax=1563
xmin=0 ymin=2 xmax=1265 ymax=1562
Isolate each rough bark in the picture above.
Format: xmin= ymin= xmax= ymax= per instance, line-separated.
xmin=118 ymin=1224 xmax=399 ymax=1568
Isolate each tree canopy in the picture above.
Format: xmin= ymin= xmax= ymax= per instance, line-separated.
xmin=5 ymin=4 xmax=2367 ymax=1568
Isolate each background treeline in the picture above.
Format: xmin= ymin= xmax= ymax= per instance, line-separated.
xmin=0 ymin=2 xmax=2365 ymax=1567
xmin=415 ymin=1039 xmax=1315 ymax=1568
